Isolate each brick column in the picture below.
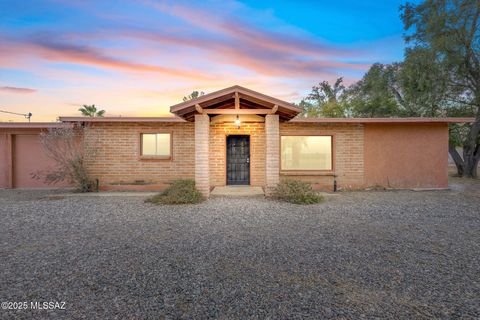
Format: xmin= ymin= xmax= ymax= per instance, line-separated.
xmin=195 ymin=114 xmax=210 ymax=197
xmin=265 ymin=114 xmax=280 ymax=196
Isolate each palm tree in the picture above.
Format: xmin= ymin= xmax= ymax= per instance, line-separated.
xmin=78 ymin=104 xmax=105 ymax=117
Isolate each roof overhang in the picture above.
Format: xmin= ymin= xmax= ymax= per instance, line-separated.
xmin=0 ymin=122 xmax=68 ymax=129
xmin=59 ymin=116 xmax=186 ymax=123
xmin=170 ymin=85 xmax=301 ymax=121
xmin=290 ymin=117 xmax=476 ymax=124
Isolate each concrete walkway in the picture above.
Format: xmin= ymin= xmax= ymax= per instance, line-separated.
xmin=211 ymin=186 xmax=264 ymax=197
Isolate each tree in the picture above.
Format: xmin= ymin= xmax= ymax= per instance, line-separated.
xmin=346 ymin=63 xmax=401 ymax=117
xmin=79 ymin=104 xmax=105 ymax=117
xmin=183 ymin=91 xmax=205 ymax=101
xmin=297 ymin=99 xmax=320 ymax=117
xmin=348 ymin=56 xmax=458 ymax=118
xmin=399 ymin=47 xmax=451 ymax=117
xmin=402 ymin=0 xmax=480 ymax=177
xmin=299 ymin=78 xmax=349 ymax=118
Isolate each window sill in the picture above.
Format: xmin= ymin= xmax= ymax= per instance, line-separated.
xmin=139 ymin=156 xmax=172 ymax=161
xmin=280 ymin=171 xmax=336 ymax=176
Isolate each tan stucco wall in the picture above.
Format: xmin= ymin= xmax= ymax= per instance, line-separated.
xmin=280 ymin=123 xmax=365 ymax=190
xmin=209 ymin=122 xmax=266 ymax=187
xmin=84 ymin=122 xmax=194 ymax=186
xmin=0 ymin=133 xmax=7 ymax=188
xmin=364 ymin=123 xmax=449 ymax=188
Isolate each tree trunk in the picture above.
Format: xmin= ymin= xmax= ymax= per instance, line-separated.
xmin=463 ymin=146 xmax=479 ymax=178
xmin=449 ymin=143 xmax=465 ymax=176
xmin=462 ymin=108 xmax=480 ymax=178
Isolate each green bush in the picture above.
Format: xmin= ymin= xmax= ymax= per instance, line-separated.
xmin=273 ymin=179 xmax=324 ymax=204
xmin=146 ymin=179 xmax=205 ymax=205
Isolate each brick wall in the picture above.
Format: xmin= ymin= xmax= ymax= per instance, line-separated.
xmin=209 ymin=122 xmax=266 ymax=187
xmin=195 ymin=115 xmax=210 ymax=196
xmin=279 ymin=122 xmax=365 ymax=190
xmin=83 ymin=121 xmax=365 ymax=191
xmin=83 ymin=122 xmax=194 ymax=186
xmin=265 ymin=115 xmax=280 ymax=195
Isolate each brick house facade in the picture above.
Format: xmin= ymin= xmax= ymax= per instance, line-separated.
xmin=1 ymin=86 xmax=470 ymax=192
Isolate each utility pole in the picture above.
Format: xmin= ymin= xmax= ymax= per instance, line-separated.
xmin=0 ymin=109 xmax=32 ymax=122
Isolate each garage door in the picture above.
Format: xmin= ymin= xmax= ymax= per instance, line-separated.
xmin=12 ymin=134 xmax=56 ymax=188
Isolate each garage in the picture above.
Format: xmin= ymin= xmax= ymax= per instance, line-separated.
xmin=0 ymin=123 xmax=66 ymax=189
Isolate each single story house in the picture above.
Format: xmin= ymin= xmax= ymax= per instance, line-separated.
xmin=0 ymin=86 xmax=474 ymax=195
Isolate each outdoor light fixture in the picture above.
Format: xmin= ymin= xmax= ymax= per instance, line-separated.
xmin=235 ymin=115 xmax=241 ymax=129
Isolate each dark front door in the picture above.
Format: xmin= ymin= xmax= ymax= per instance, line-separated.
xmin=226 ymin=135 xmax=250 ymax=185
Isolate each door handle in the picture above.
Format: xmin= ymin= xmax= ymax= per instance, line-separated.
xmin=246 ymin=156 xmax=250 ymax=164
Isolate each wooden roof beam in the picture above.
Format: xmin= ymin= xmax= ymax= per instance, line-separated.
xmin=237 ymin=93 xmax=274 ymax=108
xmin=204 ymin=109 xmax=272 ymax=115
xmin=234 ymin=91 xmax=240 ymax=110
xmin=199 ymin=95 xmax=232 ymax=108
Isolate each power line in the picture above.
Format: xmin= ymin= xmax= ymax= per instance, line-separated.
xmin=0 ymin=109 xmax=32 ymax=122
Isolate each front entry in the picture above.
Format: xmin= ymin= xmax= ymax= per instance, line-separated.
xmin=226 ymin=135 xmax=250 ymax=185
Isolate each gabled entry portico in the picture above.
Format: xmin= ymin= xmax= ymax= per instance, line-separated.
xmin=170 ymin=85 xmax=302 ymax=197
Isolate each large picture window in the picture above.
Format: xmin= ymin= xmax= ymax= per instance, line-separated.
xmin=281 ymin=135 xmax=332 ymax=171
xmin=141 ymin=133 xmax=171 ymax=158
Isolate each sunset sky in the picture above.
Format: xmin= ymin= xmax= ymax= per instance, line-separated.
xmin=0 ymin=0 xmax=408 ymax=122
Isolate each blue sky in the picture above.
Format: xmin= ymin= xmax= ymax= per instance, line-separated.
xmin=0 ymin=0 xmax=410 ymax=121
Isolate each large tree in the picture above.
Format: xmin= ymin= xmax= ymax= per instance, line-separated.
xmin=346 ymin=63 xmax=401 ymax=117
xmin=399 ymin=47 xmax=452 ymax=117
xmin=341 ymin=52 xmax=453 ymax=118
xmin=299 ymin=78 xmax=349 ymax=118
xmin=402 ymin=0 xmax=480 ymax=177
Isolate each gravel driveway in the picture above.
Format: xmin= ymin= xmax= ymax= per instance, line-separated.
xmin=0 ymin=183 xmax=479 ymax=319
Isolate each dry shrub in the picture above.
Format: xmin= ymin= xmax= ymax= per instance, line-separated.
xmin=32 ymin=124 xmax=94 ymax=192
xmin=146 ymin=179 xmax=205 ymax=205
xmin=273 ymin=179 xmax=324 ymax=204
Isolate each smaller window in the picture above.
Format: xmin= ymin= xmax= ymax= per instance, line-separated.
xmin=141 ymin=133 xmax=171 ymax=158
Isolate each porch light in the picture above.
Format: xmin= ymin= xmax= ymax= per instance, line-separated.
xmin=235 ymin=115 xmax=241 ymax=128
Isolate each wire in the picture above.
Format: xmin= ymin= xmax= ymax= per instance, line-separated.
xmin=0 ymin=109 xmax=32 ymax=122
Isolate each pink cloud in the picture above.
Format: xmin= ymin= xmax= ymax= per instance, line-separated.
xmin=118 ymin=2 xmax=370 ymax=78
xmin=116 ymin=27 xmax=368 ymax=78
xmin=1 ymin=35 xmax=212 ymax=80
xmin=142 ymin=1 xmax=344 ymax=58
xmin=0 ymin=86 xmax=37 ymax=94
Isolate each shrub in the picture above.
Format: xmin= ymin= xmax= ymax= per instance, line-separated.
xmin=32 ymin=125 xmax=95 ymax=192
xmin=146 ymin=179 xmax=205 ymax=205
xmin=273 ymin=179 xmax=323 ymax=204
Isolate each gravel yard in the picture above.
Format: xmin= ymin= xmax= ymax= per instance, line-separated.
xmin=0 ymin=182 xmax=479 ymax=319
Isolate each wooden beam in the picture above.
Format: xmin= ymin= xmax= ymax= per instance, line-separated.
xmin=234 ymin=92 xmax=240 ymax=110
xmin=237 ymin=93 xmax=274 ymax=108
xmin=236 ymin=99 xmax=270 ymax=110
xmin=204 ymin=109 xmax=271 ymax=115
xmin=175 ymin=105 xmax=197 ymax=116
xmin=195 ymin=104 xmax=203 ymax=114
xmin=199 ymin=95 xmax=232 ymax=108
xmin=270 ymin=105 xmax=278 ymax=114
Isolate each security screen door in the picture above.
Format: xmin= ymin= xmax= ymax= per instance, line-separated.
xmin=226 ymin=135 xmax=250 ymax=185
